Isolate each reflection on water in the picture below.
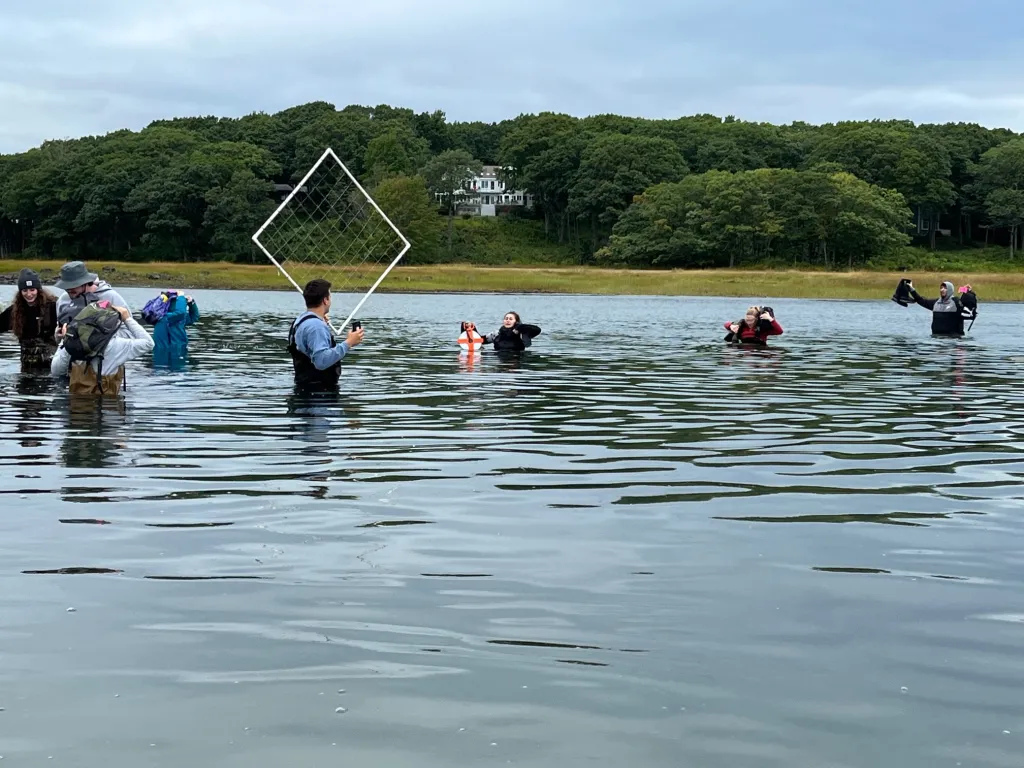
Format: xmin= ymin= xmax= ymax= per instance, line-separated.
xmin=60 ymin=395 xmax=131 ymax=471
xmin=1 ymin=288 xmax=1024 ymax=767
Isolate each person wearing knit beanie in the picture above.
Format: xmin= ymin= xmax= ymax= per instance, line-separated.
xmin=1 ymin=268 xmax=59 ymax=369
xmin=18 ymin=268 xmax=41 ymax=292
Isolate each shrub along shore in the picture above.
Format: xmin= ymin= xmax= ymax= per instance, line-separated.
xmin=2 ymin=260 xmax=1023 ymax=301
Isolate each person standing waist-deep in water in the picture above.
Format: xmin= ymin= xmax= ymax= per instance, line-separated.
xmin=906 ymin=280 xmax=967 ymax=337
xmin=725 ymin=306 xmax=783 ymax=345
xmin=0 ymin=269 xmax=59 ymax=370
xmin=152 ymin=292 xmax=200 ymax=368
xmin=463 ymin=312 xmax=541 ymax=352
xmin=288 ymin=279 xmax=365 ymax=393
xmin=50 ymin=304 xmax=154 ymax=395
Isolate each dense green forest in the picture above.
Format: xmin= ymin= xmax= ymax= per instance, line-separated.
xmin=1 ymin=101 xmax=1023 ymax=269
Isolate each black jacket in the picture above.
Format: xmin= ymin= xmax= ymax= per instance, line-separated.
xmin=0 ymin=301 xmax=59 ymax=368
xmin=910 ymin=287 xmax=964 ymax=337
xmin=487 ymin=323 xmax=541 ymax=352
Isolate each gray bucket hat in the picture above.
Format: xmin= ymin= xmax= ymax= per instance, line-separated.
xmin=55 ymin=261 xmax=99 ymax=290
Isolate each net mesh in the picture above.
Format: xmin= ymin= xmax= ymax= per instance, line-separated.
xmin=252 ymin=149 xmax=410 ymax=332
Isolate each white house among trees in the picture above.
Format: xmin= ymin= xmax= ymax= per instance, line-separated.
xmin=440 ymin=165 xmax=534 ymax=216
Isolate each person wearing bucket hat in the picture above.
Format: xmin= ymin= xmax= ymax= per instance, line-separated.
xmin=50 ymin=301 xmax=154 ymax=395
xmin=54 ymin=261 xmax=130 ymax=330
xmin=0 ymin=268 xmax=60 ymax=370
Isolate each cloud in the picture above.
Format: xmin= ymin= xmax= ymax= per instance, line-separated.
xmin=2 ymin=0 xmax=1022 ymax=153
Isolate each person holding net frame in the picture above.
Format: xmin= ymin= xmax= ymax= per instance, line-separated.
xmin=287 ymin=279 xmax=365 ymax=393
xmin=252 ymin=147 xmax=413 ymax=379
xmin=253 ymin=149 xmax=412 ymax=335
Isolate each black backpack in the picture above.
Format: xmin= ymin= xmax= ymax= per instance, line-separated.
xmin=63 ymin=303 xmax=123 ymax=363
xmin=959 ymin=287 xmax=978 ymax=319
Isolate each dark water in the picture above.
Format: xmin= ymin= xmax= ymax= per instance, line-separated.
xmin=1 ymin=287 xmax=1023 ymax=767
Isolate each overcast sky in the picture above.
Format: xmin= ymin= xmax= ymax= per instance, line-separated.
xmin=1 ymin=0 xmax=1021 ymax=153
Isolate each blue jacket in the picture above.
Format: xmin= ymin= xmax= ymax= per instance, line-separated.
xmin=153 ymin=295 xmax=199 ymax=367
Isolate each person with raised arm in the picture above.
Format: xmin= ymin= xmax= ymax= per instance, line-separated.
xmin=905 ymin=280 xmax=973 ymax=337
xmin=724 ymin=306 xmax=783 ymax=345
xmin=461 ymin=311 xmax=541 ymax=352
xmin=51 ymin=303 xmax=154 ymax=395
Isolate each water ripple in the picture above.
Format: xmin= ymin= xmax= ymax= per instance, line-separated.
xmin=2 ymin=289 xmax=1023 ymax=767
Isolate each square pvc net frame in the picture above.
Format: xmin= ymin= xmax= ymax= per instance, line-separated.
xmin=251 ymin=148 xmax=411 ymax=334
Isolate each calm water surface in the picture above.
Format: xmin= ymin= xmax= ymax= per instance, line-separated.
xmin=1 ymin=287 xmax=1023 ymax=768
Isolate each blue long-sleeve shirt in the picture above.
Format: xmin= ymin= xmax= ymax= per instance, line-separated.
xmin=153 ymin=295 xmax=199 ymax=367
xmin=292 ymin=312 xmax=349 ymax=369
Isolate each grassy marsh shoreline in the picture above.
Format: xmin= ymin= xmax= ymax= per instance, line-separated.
xmin=2 ymin=260 xmax=1023 ymax=301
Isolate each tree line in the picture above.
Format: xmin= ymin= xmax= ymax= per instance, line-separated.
xmin=1 ymin=101 xmax=1023 ymax=269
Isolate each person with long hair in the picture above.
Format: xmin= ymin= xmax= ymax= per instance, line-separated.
xmin=0 ymin=269 xmax=59 ymax=370
xmin=462 ymin=311 xmax=542 ymax=352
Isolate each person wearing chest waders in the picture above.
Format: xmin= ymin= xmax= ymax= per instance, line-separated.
xmin=905 ymin=280 xmax=973 ymax=337
xmin=0 ymin=269 xmax=59 ymax=370
xmin=724 ymin=306 xmax=783 ymax=345
xmin=288 ymin=279 xmax=365 ymax=393
xmin=50 ymin=302 xmax=154 ymax=395
xmin=463 ymin=312 xmax=541 ymax=352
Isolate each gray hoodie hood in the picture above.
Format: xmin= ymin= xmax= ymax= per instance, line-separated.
xmin=933 ymin=281 xmax=958 ymax=312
